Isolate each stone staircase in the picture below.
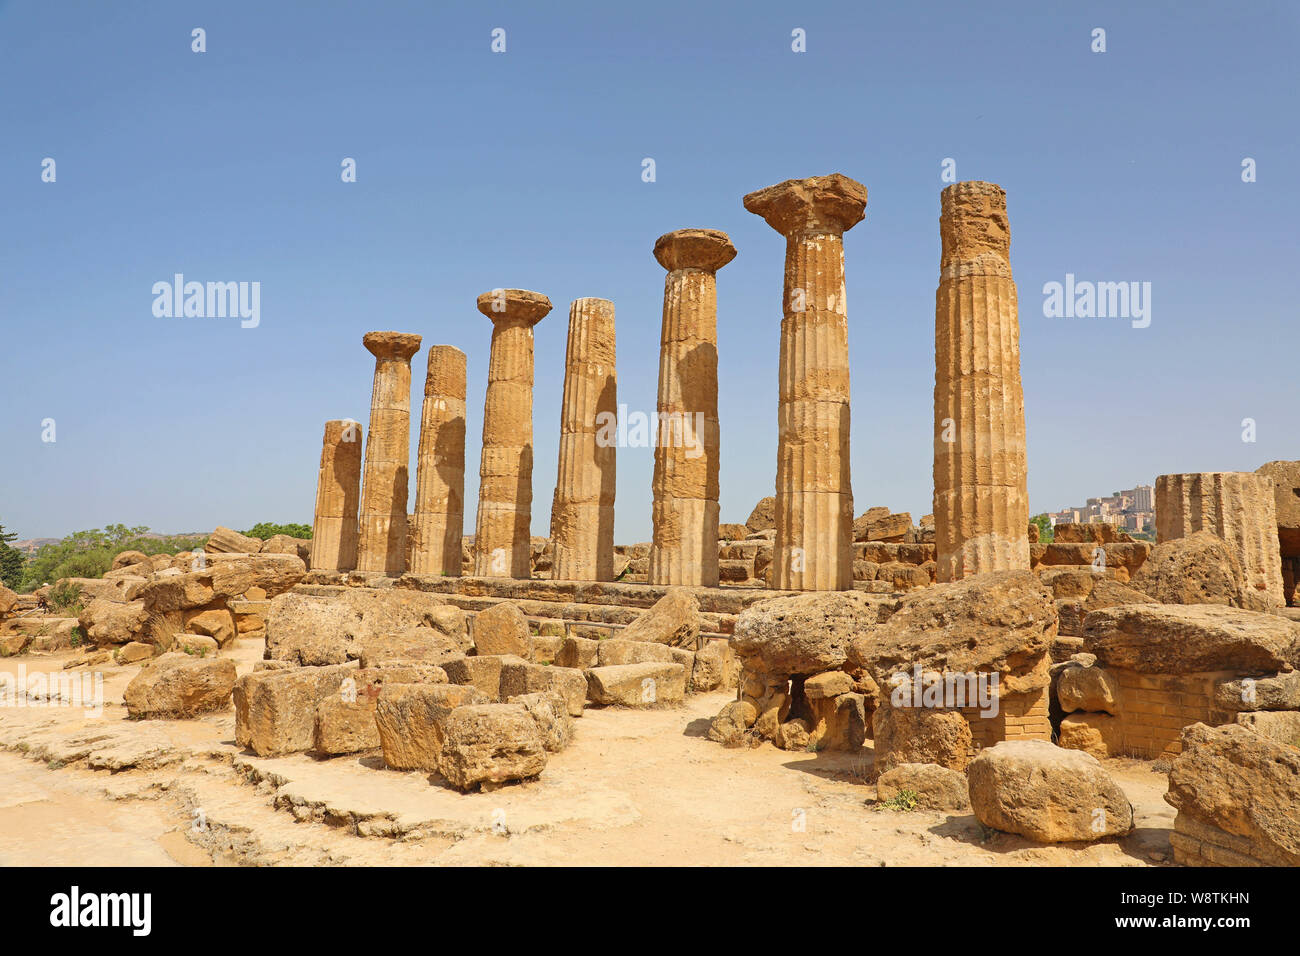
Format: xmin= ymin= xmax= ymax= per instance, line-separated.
xmin=297 ymin=572 xmax=899 ymax=640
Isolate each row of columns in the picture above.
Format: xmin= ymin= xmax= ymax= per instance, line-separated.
xmin=311 ymin=175 xmax=1032 ymax=588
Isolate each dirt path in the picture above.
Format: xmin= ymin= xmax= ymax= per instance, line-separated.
xmin=0 ymin=648 xmax=1175 ymax=866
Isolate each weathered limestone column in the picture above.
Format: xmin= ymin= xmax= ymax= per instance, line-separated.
xmin=356 ymin=331 xmax=422 ymax=574
xmin=310 ymin=419 xmax=362 ymax=571
xmin=409 ymin=346 xmax=467 ymax=576
xmin=473 ymin=289 xmax=552 ymax=578
xmin=744 ymin=175 xmax=865 ymax=591
xmin=551 ymin=298 xmax=617 ymax=581
xmin=647 ymin=229 xmax=735 ymax=587
xmin=1155 ymin=472 xmax=1285 ymax=610
xmin=932 ymin=181 xmax=1029 ymax=582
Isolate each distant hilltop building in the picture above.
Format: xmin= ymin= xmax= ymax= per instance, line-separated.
xmin=1049 ymin=484 xmax=1154 ymax=533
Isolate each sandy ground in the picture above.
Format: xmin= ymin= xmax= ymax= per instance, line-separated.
xmin=0 ymin=641 xmax=1176 ymax=867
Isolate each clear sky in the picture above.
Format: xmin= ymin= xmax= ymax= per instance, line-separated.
xmin=2 ymin=0 xmax=1296 ymax=542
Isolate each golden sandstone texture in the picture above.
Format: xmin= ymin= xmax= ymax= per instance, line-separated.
xmin=310 ymin=419 xmax=362 ymax=572
xmin=1154 ymin=472 xmax=1285 ymax=611
xmin=410 ymin=346 xmax=467 ymax=576
xmin=551 ymin=298 xmax=617 ymax=582
xmin=473 ymin=290 xmax=551 ymax=578
xmin=745 ymin=175 xmax=866 ymax=592
xmin=356 ymin=331 xmax=422 ymax=575
xmin=933 ymin=182 xmax=1028 ymax=583
xmin=649 ymin=229 xmax=734 ymax=587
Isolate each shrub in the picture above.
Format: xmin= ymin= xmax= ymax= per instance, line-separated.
xmin=879 ymin=788 xmax=919 ymax=812
xmin=244 ymin=522 xmax=312 ymax=540
xmin=47 ymin=580 xmax=86 ymax=615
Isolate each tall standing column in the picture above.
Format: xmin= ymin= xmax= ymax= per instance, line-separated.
xmin=647 ymin=229 xmax=734 ymax=587
xmin=473 ymin=289 xmax=552 ymax=578
xmin=1155 ymin=472 xmax=1285 ymax=611
xmin=410 ymin=346 xmax=467 ymax=576
xmin=744 ymin=175 xmax=866 ymax=591
xmin=551 ymin=298 xmax=617 ymax=581
xmin=356 ymin=331 xmax=422 ymax=575
xmin=932 ymin=181 xmax=1029 ymax=582
xmin=310 ymin=418 xmax=362 ymax=572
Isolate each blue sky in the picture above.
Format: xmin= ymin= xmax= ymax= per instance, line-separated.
xmin=2 ymin=0 xmax=1296 ymax=542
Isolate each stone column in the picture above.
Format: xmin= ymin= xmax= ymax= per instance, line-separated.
xmin=647 ymin=229 xmax=735 ymax=587
xmin=744 ymin=175 xmax=865 ymax=591
xmin=356 ymin=331 xmax=422 ymax=575
xmin=473 ymin=289 xmax=552 ymax=578
xmin=409 ymin=346 xmax=467 ymax=576
xmin=1155 ymin=472 xmax=1285 ymax=610
xmin=932 ymin=181 xmax=1029 ymax=582
xmin=310 ymin=419 xmax=362 ymax=572
xmin=551 ymin=298 xmax=617 ymax=581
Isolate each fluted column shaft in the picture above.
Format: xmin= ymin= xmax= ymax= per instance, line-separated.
xmin=744 ymin=175 xmax=866 ymax=591
xmin=357 ymin=332 xmax=422 ymax=574
xmin=473 ymin=290 xmax=551 ymax=578
xmin=410 ymin=346 xmax=467 ymax=576
xmin=648 ymin=230 xmax=734 ymax=587
xmin=1155 ymin=472 xmax=1285 ymax=610
xmin=551 ymin=298 xmax=617 ymax=581
xmin=310 ymin=418 xmax=362 ymax=571
xmin=933 ymin=181 xmax=1028 ymax=582
xmin=774 ymin=232 xmax=853 ymax=590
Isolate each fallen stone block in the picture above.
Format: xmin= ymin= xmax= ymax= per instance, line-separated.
xmin=124 ymin=652 xmax=237 ymax=719
xmin=1234 ymin=710 xmax=1300 ymax=745
xmin=809 ymin=691 xmax=868 ymax=752
xmin=314 ymin=696 xmax=381 ymax=755
xmin=439 ymin=703 xmax=548 ymax=792
xmin=1213 ymin=671 xmax=1300 ymax=712
xmin=506 ymin=691 xmax=574 ymax=752
xmin=1166 ymin=722 xmax=1300 ymax=866
xmin=691 ymin=638 xmax=736 ymax=692
xmin=620 ymin=588 xmax=700 ymax=648
xmin=355 ymin=626 xmax=465 ymax=669
xmin=1083 ymin=603 xmax=1300 ymax=674
xmin=596 ymin=638 xmax=675 ymax=666
xmin=265 ymin=587 xmax=465 ymax=665
xmin=554 ymin=636 xmax=599 ymax=669
xmin=531 ymin=634 xmax=563 ymax=664
xmin=472 ymin=602 xmax=531 ymax=657
xmin=876 ymin=763 xmax=970 ymax=811
xmin=1056 ymin=664 xmax=1120 ymax=714
xmin=1057 ymin=711 xmax=1125 ymax=760
xmin=708 ymin=700 xmax=757 ymax=744
xmin=872 ymin=701 xmax=970 ymax=773
xmin=443 ymin=654 xmax=508 ymax=701
xmin=967 ymin=740 xmax=1133 ymax=843
xmin=234 ymin=663 xmax=358 ymax=756
xmin=175 ymin=633 xmax=219 ymax=657
xmin=115 ymin=641 xmax=155 ymax=664
xmin=585 ymin=662 xmax=686 ymax=707
xmin=374 ymin=682 xmax=488 ymax=771
xmin=499 ymin=659 xmax=586 ymax=716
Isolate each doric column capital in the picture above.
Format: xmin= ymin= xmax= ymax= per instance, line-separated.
xmin=653 ymin=228 xmax=737 ymax=273
xmin=363 ymin=330 xmax=422 ymax=361
xmin=476 ymin=289 xmax=552 ymax=326
xmin=743 ymin=173 xmax=867 ymax=237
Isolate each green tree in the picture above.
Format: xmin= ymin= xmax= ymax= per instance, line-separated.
xmin=17 ymin=526 xmax=208 ymax=592
xmin=244 ymin=522 xmax=312 ymax=540
xmin=1030 ymin=513 xmax=1054 ymax=543
xmin=0 ymin=523 xmax=25 ymax=589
